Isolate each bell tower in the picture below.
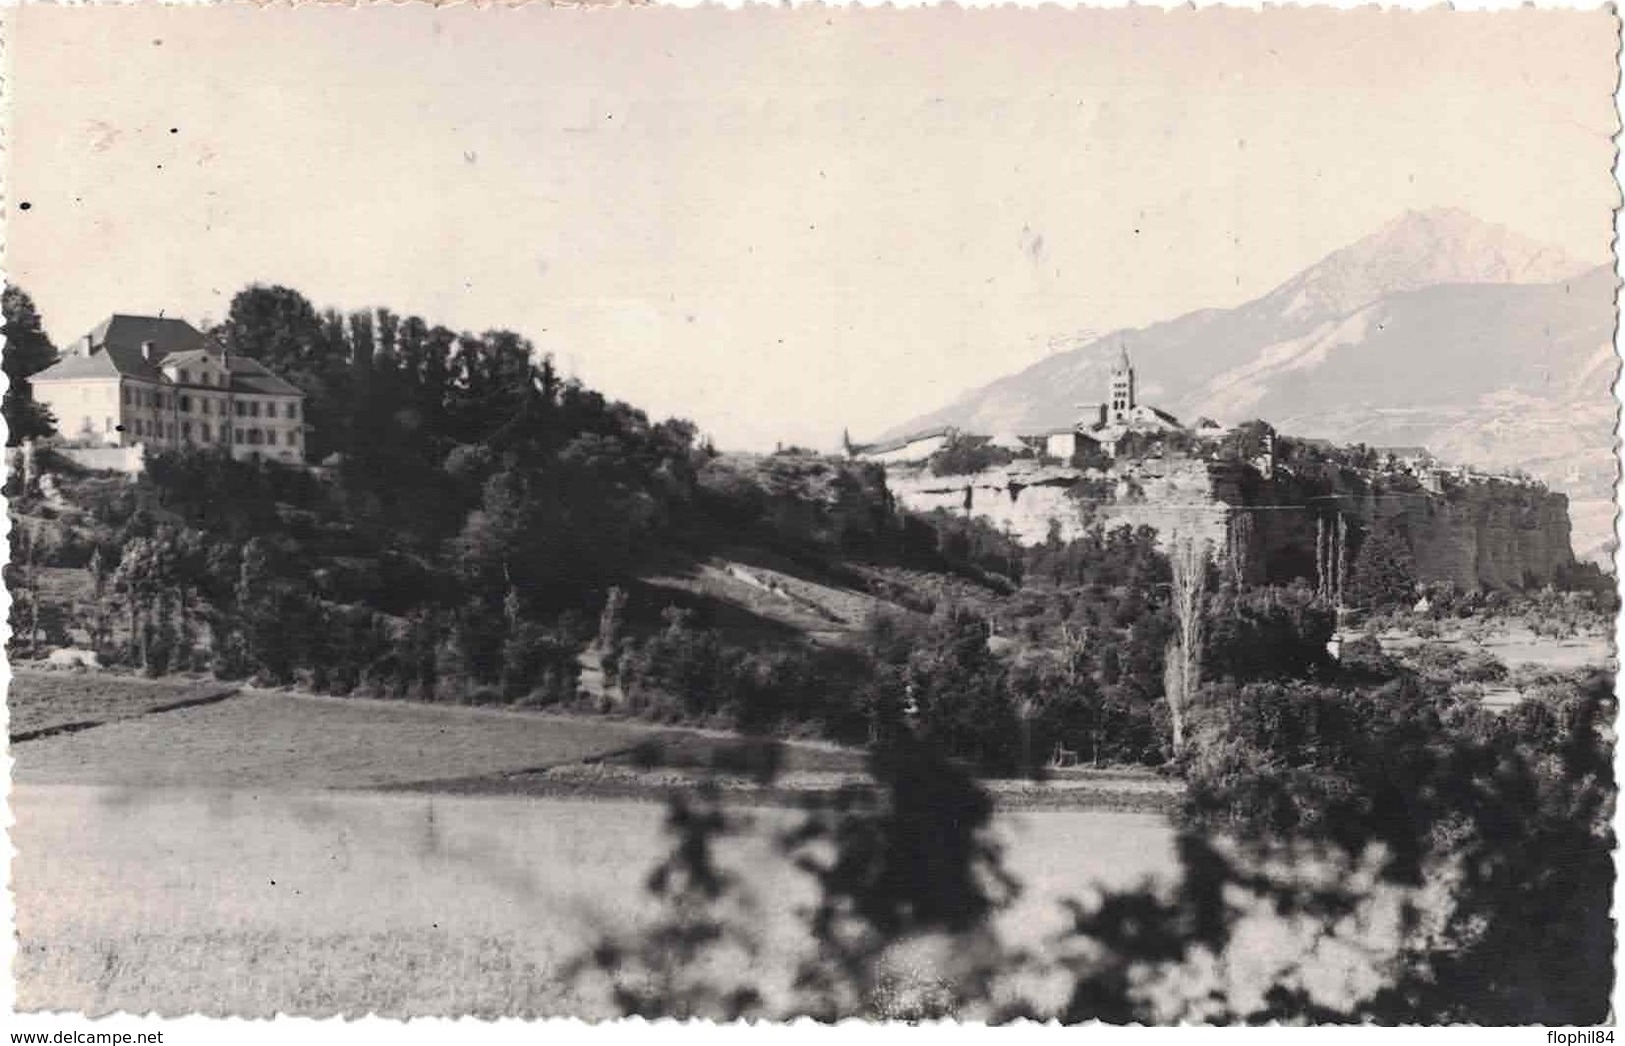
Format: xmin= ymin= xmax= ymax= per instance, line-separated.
xmin=1109 ymin=346 xmax=1135 ymax=422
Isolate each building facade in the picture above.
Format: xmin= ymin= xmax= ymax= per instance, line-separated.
xmin=30 ymin=314 xmax=307 ymax=466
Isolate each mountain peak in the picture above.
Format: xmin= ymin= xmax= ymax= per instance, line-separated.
xmin=1271 ymin=208 xmax=1587 ymax=321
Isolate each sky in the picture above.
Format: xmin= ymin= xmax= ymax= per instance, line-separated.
xmin=6 ymin=5 xmax=1618 ymax=451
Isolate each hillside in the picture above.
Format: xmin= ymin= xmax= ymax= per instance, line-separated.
xmin=877 ymin=209 xmax=1616 ymax=560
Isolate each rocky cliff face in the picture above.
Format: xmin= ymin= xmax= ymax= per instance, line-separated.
xmin=1393 ymin=480 xmax=1574 ymax=591
xmin=888 ymin=455 xmax=1576 ymax=591
xmin=874 ymin=210 xmax=1614 ymax=561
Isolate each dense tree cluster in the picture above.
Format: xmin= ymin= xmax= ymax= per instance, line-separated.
xmin=576 ymin=657 xmax=1613 ymax=1023
xmin=8 ymin=285 xmax=718 ymax=695
xmin=3 ymin=286 xmax=59 ymax=446
xmin=1180 ymin=665 xmax=1614 ymax=1024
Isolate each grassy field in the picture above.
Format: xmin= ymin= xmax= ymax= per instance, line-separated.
xmin=10 ymin=690 xmax=714 ymax=790
xmin=11 ymin=678 xmax=1172 ymax=808
xmin=7 ymin=665 xmax=1419 ymax=1018
xmin=10 ymin=682 xmax=881 ymax=792
xmin=8 ymin=670 xmax=235 ymax=740
xmin=13 ymin=785 xmax=1401 ymax=1019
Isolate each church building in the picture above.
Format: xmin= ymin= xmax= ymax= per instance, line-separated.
xmin=1086 ymin=346 xmax=1183 ymax=439
xmin=1048 ymin=347 xmax=1184 ymax=458
xmin=846 ymin=345 xmax=1190 ymax=465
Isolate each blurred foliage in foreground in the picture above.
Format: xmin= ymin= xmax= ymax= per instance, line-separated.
xmin=575 ymin=668 xmax=1614 ymax=1024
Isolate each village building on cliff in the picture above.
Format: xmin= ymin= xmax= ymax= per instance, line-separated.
xmin=1045 ymin=347 xmax=1187 ymax=459
xmin=847 ymin=346 xmax=1202 ymax=464
xmin=839 ymin=343 xmax=1575 ymax=594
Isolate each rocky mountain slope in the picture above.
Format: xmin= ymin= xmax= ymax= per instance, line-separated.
xmin=878 ymin=209 xmax=1616 ymax=560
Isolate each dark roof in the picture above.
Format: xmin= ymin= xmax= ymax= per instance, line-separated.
xmin=92 ymin=314 xmax=207 ymax=357
xmin=36 ymin=314 xmax=205 ymax=384
xmin=33 ymin=314 xmax=303 ymax=397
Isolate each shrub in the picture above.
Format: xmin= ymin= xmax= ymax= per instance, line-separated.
xmin=928 ymin=435 xmax=1013 ymax=477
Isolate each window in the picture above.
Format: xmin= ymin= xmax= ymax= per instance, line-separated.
xmin=234 ymin=428 xmax=244 ymax=445
xmin=286 ymin=402 xmax=299 ymax=420
xmin=180 ymin=395 xmax=191 ymax=413
xmin=202 ymin=399 xmax=211 ymax=416
xmin=123 ymin=387 xmax=132 ymax=405
xmin=181 ymin=422 xmax=191 ymax=441
xmin=267 ymin=429 xmax=278 ymax=446
xmin=169 ymin=423 xmax=176 ymax=440
xmin=250 ymin=401 xmax=260 ymax=418
xmin=290 ymin=429 xmax=300 ymax=444
xmin=200 ymin=424 xmax=210 ymax=443
xmin=249 ymin=428 xmax=263 ymax=446
xmin=235 ymin=401 xmax=246 ymax=417
xmin=179 ymin=369 xmax=191 ymax=384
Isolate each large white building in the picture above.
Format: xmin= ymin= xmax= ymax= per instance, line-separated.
xmin=30 ymin=314 xmax=307 ymax=466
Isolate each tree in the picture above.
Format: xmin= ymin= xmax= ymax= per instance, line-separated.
xmin=929 ymin=434 xmax=1013 ymax=477
xmin=6 ymin=518 xmax=47 ymax=655
xmin=1348 ymin=520 xmax=1417 ymax=610
xmin=906 ymin=608 xmax=1021 ymax=771
xmin=113 ymin=537 xmax=170 ymax=669
xmin=3 ymin=285 xmax=58 ymax=445
xmin=597 ymin=586 xmax=628 ymax=651
xmin=1163 ymin=535 xmax=1209 ymax=758
xmin=218 ymin=285 xmax=326 ymax=372
xmin=82 ymin=546 xmax=114 ymax=656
